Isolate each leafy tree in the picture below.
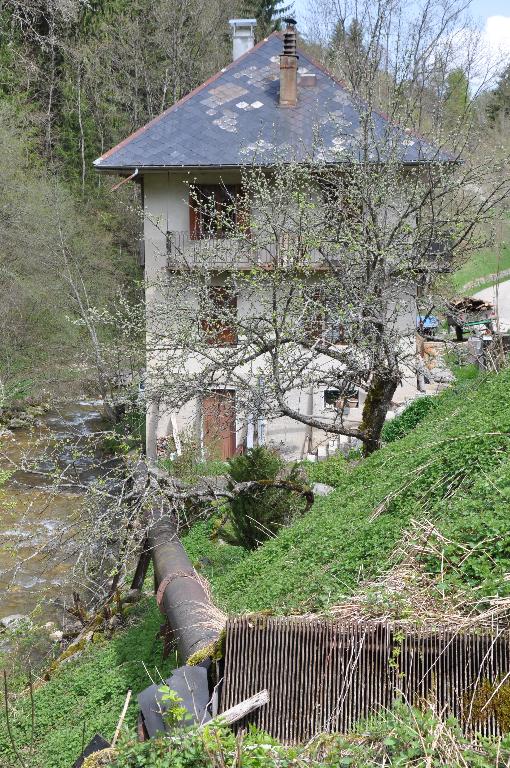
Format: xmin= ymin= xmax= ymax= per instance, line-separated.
xmin=487 ymin=63 xmax=510 ymax=125
xmin=443 ymin=67 xmax=469 ymax=124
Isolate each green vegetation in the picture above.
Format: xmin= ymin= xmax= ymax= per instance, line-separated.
xmin=0 ymin=0 xmax=235 ymax=398
xmin=218 ymin=447 xmax=309 ymax=550
xmin=4 ymin=370 xmax=510 ymax=767
xmin=0 ymin=597 xmax=173 ymax=768
xmin=381 ymin=396 xmax=438 ymax=443
xmin=305 ymin=453 xmax=351 ymax=488
xmin=421 ymin=456 xmax=510 ymax=601
xmin=180 ymin=368 xmax=510 ymax=614
xmin=109 ymin=702 xmax=510 ymax=767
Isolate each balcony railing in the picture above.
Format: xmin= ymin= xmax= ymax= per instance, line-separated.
xmin=163 ymin=231 xmax=331 ymax=271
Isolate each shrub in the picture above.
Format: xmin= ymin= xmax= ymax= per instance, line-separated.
xmin=219 ymin=447 xmax=309 ymax=550
xmin=381 ymin=396 xmax=438 ymax=443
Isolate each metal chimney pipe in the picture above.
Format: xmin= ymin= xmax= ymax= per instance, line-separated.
xmin=229 ymin=19 xmax=257 ymax=61
xmin=279 ymin=18 xmax=299 ymax=107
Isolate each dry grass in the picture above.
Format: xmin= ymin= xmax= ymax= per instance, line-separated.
xmin=327 ymin=526 xmax=510 ymax=631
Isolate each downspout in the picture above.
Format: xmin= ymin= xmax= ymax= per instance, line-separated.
xmin=110 ymin=167 xmax=139 ymax=192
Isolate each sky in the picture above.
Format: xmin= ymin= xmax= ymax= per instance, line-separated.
xmin=293 ymin=0 xmax=510 ymax=82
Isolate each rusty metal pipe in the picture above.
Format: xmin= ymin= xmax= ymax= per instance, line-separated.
xmin=148 ymin=509 xmax=219 ymax=663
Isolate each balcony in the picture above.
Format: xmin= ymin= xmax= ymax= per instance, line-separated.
xmin=163 ymin=231 xmax=331 ymax=272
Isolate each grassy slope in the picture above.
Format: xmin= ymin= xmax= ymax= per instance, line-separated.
xmin=0 ymin=597 xmax=173 ymax=768
xmin=191 ymin=368 xmax=510 ymax=614
xmin=452 ymin=238 xmax=510 ymax=292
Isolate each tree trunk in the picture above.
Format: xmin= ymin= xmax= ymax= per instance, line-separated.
xmin=360 ymin=373 xmax=399 ymax=456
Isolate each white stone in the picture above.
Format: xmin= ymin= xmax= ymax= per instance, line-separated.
xmin=49 ymin=630 xmax=63 ymax=642
xmin=1 ymin=614 xmax=29 ymax=629
xmin=312 ymin=482 xmax=335 ymax=496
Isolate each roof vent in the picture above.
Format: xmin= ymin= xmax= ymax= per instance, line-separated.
xmin=282 ymin=17 xmax=297 ymax=55
xmin=229 ymin=19 xmax=257 ymax=61
xmin=300 ymin=73 xmax=317 ymax=87
xmin=280 ymin=18 xmax=299 ymax=107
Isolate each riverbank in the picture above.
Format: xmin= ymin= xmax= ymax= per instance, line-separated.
xmin=0 ymin=587 xmax=170 ymax=768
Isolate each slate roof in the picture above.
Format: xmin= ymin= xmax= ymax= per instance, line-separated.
xmin=94 ymin=33 xmax=450 ymax=171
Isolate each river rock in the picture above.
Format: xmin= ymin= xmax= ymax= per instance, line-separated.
xmin=107 ymin=615 xmax=122 ymax=631
xmin=1 ymin=614 xmax=30 ymax=629
xmin=63 ymin=617 xmax=83 ymax=637
xmin=49 ymin=629 xmax=64 ymax=642
xmin=26 ymin=405 xmax=45 ymax=417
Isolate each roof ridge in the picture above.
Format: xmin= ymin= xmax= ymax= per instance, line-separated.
xmin=94 ymin=33 xmax=452 ymax=170
xmin=94 ymin=32 xmax=282 ymax=166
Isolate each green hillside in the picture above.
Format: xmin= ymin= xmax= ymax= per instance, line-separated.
xmin=185 ymin=368 xmax=510 ymax=616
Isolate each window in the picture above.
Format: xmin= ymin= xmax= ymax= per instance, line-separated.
xmin=321 ymin=176 xmax=363 ymax=225
xmin=201 ymin=285 xmax=237 ymax=346
xmin=324 ymin=385 xmax=359 ymax=410
xmin=189 ymin=184 xmax=247 ymax=240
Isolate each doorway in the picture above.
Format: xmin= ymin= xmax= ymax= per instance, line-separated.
xmin=202 ymin=390 xmax=237 ymax=460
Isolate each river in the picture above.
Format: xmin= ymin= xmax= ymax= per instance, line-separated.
xmin=0 ymin=402 xmax=109 ymax=626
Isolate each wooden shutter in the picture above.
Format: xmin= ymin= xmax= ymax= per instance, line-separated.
xmin=304 ymin=289 xmax=324 ymax=342
xmin=235 ymin=184 xmax=250 ymax=237
xmin=201 ymin=286 xmax=238 ymax=346
xmin=189 ymin=189 xmax=200 ymax=240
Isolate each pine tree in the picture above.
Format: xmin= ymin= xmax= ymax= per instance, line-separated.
xmin=327 ymin=18 xmax=366 ymax=90
xmin=242 ymin=1 xmax=294 ymax=39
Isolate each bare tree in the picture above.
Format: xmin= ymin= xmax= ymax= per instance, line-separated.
xmin=143 ymin=140 xmax=506 ymax=456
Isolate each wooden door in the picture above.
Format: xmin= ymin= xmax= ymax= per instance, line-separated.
xmin=202 ymin=390 xmax=236 ymax=460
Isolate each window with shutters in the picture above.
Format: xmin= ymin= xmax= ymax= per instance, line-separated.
xmin=201 ymin=285 xmax=238 ymax=346
xmin=189 ymin=184 xmax=247 ymax=240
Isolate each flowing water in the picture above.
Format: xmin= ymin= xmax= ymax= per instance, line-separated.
xmin=0 ymin=402 xmax=109 ymax=626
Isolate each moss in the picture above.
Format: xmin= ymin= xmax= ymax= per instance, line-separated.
xmin=468 ymin=678 xmax=510 ymax=732
xmin=83 ymin=748 xmax=117 ymax=768
xmin=187 ymin=628 xmax=226 ymax=665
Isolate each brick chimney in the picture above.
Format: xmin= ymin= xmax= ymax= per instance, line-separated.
xmin=229 ymin=19 xmax=257 ymax=61
xmin=279 ymin=18 xmax=298 ymax=107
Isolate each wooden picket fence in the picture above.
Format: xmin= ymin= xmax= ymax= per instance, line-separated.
xmin=220 ymin=616 xmax=510 ymax=743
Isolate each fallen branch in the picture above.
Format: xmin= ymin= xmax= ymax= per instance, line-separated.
xmin=202 ymin=689 xmax=269 ymax=728
xmin=112 ymin=690 xmax=132 ymax=747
